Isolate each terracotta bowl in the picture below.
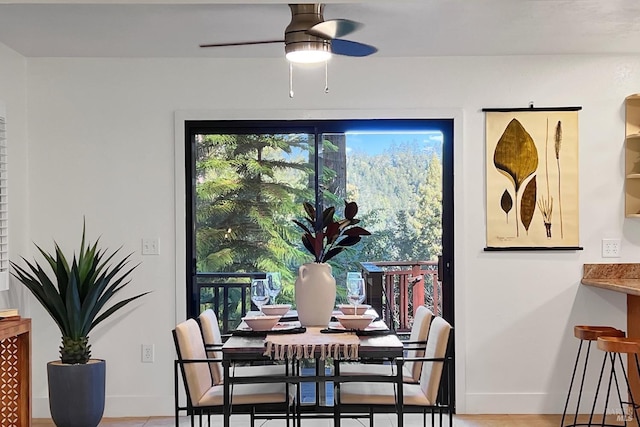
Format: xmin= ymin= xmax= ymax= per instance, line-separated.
xmin=337 ymin=304 xmax=371 ymax=315
xmin=261 ymin=304 xmax=292 ymax=316
xmin=335 ymin=314 xmax=376 ymax=331
xmin=242 ymin=315 xmax=281 ymax=331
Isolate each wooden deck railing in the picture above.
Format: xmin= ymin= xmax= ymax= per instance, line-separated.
xmin=196 ymin=260 xmax=441 ymax=334
xmin=360 ymin=260 xmax=441 ymax=332
xmin=196 ymin=272 xmax=266 ymax=333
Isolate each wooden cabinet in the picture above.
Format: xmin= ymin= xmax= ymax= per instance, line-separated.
xmin=626 ymin=94 xmax=640 ymax=217
xmin=0 ymin=318 xmax=31 ymax=427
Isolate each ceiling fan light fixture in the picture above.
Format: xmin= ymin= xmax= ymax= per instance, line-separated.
xmin=285 ymin=41 xmax=332 ymax=64
xmin=286 ymin=49 xmax=332 ymax=64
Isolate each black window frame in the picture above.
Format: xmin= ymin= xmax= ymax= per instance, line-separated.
xmin=184 ymin=118 xmax=454 ymax=326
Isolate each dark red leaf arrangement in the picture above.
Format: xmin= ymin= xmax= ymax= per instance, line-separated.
xmin=293 ymin=200 xmax=371 ymax=263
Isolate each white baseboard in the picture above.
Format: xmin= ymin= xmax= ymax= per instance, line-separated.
xmin=463 ymin=391 xmax=604 ymax=414
xmin=34 ymin=392 xmax=608 ymax=418
xmin=33 ymin=396 xmax=175 ymax=418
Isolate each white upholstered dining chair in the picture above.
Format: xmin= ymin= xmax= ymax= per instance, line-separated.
xmin=198 ymin=309 xmax=287 ymax=383
xmin=172 ymin=318 xmax=293 ymax=427
xmin=334 ymin=315 xmax=453 ymax=427
xmin=339 ymin=305 xmax=434 ymax=383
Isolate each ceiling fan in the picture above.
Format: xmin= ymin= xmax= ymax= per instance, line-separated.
xmin=200 ymin=4 xmax=378 ymax=64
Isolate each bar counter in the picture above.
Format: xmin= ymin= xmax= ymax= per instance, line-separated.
xmin=581 ymin=263 xmax=640 ymax=414
xmin=582 ymin=263 xmax=640 ymax=294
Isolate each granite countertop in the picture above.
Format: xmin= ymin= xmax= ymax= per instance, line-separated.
xmin=581 ymin=263 xmax=640 ymax=296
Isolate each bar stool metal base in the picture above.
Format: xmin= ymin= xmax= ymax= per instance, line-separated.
xmin=581 ymin=337 xmax=640 ymax=427
xmin=561 ymin=326 xmax=626 ymax=427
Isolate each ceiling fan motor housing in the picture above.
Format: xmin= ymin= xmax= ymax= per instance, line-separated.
xmin=285 ymin=4 xmax=331 ymax=57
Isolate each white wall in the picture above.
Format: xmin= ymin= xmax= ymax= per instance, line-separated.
xmin=0 ymin=43 xmax=28 ymax=313
xmin=19 ymin=54 xmax=640 ymax=416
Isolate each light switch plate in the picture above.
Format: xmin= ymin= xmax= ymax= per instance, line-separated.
xmin=141 ymin=238 xmax=160 ymax=255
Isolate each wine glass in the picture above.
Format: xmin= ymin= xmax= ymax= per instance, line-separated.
xmin=346 ymin=272 xmax=362 ymax=310
xmin=251 ymin=279 xmax=270 ymax=314
xmin=266 ymin=272 xmax=282 ymax=305
xmin=346 ymin=271 xmax=362 ymax=282
xmin=346 ymin=277 xmax=366 ymax=315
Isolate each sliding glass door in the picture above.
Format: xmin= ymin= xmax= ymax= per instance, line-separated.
xmin=185 ymin=119 xmax=453 ymax=332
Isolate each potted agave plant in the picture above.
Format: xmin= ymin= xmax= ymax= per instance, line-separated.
xmin=292 ymin=200 xmax=370 ymax=326
xmin=11 ymin=224 xmax=149 ymax=427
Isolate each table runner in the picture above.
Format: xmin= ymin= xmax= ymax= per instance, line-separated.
xmin=264 ymin=326 xmax=360 ymax=360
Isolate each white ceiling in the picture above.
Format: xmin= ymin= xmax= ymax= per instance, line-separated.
xmin=0 ymin=0 xmax=639 ymax=59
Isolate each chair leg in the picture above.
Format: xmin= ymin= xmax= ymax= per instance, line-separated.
xmin=587 ymin=351 xmax=629 ymax=427
xmin=631 ymin=354 xmax=640 ymax=422
xmin=286 ymin=400 xmax=290 ymax=427
xmin=333 ymin=359 xmax=341 ymax=427
xmin=174 ymin=362 xmax=180 ymax=427
xmin=600 ymin=353 xmax=617 ymax=426
xmin=369 ymin=407 xmax=374 ymax=427
xmin=561 ymin=340 xmax=585 ymax=427
xmin=616 ymin=352 xmax=640 ymax=423
xmin=296 ymin=360 xmax=302 ymax=427
xmin=574 ymin=341 xmax=594 ymax=427
xmin=333 ymin=386 xmax=341 ymax=427
xmin=588 ymin=350 xmax=609 ymax=426
xmin=608 ymin=353 xmax=628 ymax=426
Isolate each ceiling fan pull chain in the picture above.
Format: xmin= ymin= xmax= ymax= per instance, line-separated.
xmin=324 ymin=61 xmax=329 ymax=94
xmin=289 ymin=62 xmax=294 ymax=98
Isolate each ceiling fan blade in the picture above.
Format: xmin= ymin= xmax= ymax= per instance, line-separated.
xmin=307 ymin=19 xmax=363 ymax=39
xmin=330 ymin=39 xmax=377 ymax=57
xmin=200 ymin=40 xmax=283 ymax=48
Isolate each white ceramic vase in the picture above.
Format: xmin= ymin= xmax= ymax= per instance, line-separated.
xmin=295 ymin=262 xmax=336 ymax=326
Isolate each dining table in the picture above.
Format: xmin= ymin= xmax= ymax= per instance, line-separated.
xmin=221 ymin=309 xmax=405 ymax=427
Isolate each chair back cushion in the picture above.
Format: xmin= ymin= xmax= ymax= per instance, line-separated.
xmin=420 ymin=316 xmax=451 ymax=404
xmin=174 ymin=319 xmax=213 ymax=405
xmin=198 ymin=309 xmax=224 ymax=384
xmin=404 ymin=305 xmax=434 ymax=382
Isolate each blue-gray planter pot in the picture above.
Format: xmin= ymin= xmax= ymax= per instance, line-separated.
xmin=47 ymin=359 xmax=106 ymax=427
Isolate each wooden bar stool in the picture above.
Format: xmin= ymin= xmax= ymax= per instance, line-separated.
xmin=585 ymin=337 xmax=640 ymax=426
xmin=562 ymin=326 xmax=625 ymax=427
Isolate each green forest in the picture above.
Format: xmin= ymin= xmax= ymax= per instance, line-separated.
xmin=194 ymin=133 xmax=442 ymax=310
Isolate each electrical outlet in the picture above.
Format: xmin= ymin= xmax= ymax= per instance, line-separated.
xmin=141 ymin=344 xmax=154 ymax=363
xmin=602 ymin=238 xmax=621 ymax=258
xmin=141 ymin=238 xmax=160 ymax=255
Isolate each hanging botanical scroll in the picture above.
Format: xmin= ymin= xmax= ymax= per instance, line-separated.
xmin=483 ymin=106 xmax=583 ymax=250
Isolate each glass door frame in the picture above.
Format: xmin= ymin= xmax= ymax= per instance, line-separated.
xmin=184 ymin=118 xmax=454 ymax=326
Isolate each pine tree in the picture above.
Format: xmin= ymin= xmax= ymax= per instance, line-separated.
xmin=414 ymin=153 xmax=443 ymax=260
xmin=195 ymin=133 xmax=313 ymax=294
